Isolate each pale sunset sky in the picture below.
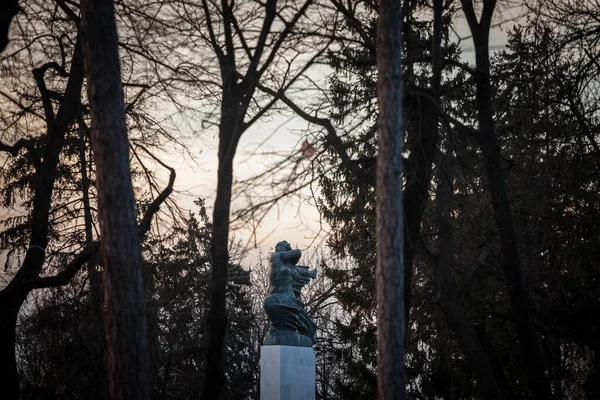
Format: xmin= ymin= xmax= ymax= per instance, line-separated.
xmin=167 ymin=3 xmax=527 ymax=261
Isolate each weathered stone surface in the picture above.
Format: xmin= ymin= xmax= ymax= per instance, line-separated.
xmin=263 ymin=331 xmax=313 ymax=348
xmin=260 ymin=345 xmax=316 ymax=400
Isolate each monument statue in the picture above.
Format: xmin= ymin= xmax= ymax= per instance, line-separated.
xmin=263 ymin=241 xmax=318 ymax=347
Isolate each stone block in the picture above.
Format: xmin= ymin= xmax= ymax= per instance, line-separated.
xmin=260 ymin=345 xmax=315 ymax=400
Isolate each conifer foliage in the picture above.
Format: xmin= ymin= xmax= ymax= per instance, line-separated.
xmin=1 ymin=1 xmax=599 ymax=399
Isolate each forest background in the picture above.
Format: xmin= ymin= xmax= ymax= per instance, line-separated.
xmin=0 ymin=0 xmax=599 ymax=399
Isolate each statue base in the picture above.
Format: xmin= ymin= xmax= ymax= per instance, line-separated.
xmin=263 ymin=330 xmax=313 ymax=347
xmin=260 ymin=345 xmax=316 ymax=400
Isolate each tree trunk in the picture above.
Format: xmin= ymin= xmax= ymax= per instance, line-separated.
xmin=460 ymin=1 xmax=551 ymax=397
xmin=79 ymin=128 xmax=107 ymax=399
xmin=434 ymin=162 xmax=504 ymax=400
xmin=202 ymin=104 xmax=242 ymax=399
xmin=0 ymin=0 xmax=19 ymax=53
xmin=0 ymin=40 xmax=83 ymax=400
xmin=79 ymin=128 xmax=103 ymax=310
xmin=0 ymin=293 xmax=25 ymax=399
xmin=402 ymin=0 xmax=443 ymax=333
xmin=80 ymin=0 xmax=150 ymax=399
xmin=439 ymin=351 xmax=455 ymax=400
xmin=376 ymin=0 xmax=406 ymax=398
xmin=475 ymin=323 xmax=515 ymax=400
xmin=197 ymin=2 xmax=311 ymax=396
xmin=203 ymin=159 xmax=234 ymax=398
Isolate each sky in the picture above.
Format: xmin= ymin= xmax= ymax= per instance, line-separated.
xmin=166 ymin=108 xmax=327 ymax=259
xmin=164 ymin=3 xmax=529 ymax=263
xmin=0 ymin=2 xmax=530 ymax=285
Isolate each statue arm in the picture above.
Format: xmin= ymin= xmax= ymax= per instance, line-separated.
xmin=280 ymin=249 xmax=302 ymax=263
xmin=296 ymin=265 xmax=317 ymax=278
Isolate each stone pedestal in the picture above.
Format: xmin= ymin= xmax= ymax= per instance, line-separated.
xmin=260 ymin=345 xmax=316 ymax=400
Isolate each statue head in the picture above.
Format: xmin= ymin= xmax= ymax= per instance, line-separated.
xmin=274 ymin=240 xmax=292 ymax=253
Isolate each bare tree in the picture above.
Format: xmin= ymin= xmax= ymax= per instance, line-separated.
xmin=80 ymin=0 xmax=150 ymax=398
xmin=376 ymin=0 xmax=406 ymax=398
xmin=0 ymin=1 xmax=185 ymax=397
xmin=164 ymin=0 xmax=324 ymax=396
xmin=459 ymin=0 xmax=551 ymax=398
xmin=234 ymin=0 xmax=446 ymax=338
xmin=0 ymin=36 xmax=85 ymax=400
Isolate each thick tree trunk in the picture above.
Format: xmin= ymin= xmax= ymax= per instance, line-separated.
xmin=203 ymin=160 xmax=234 ymax=398
xmin=434 ymin=163 xmax=504 ymax=400
xmin=439 ymin=351 xmax=455 ymax=400
xmin=79 ymin=129 xmax=103 ymax=309
xmin=0 ymin=0 xmax=18 ymax=53
xmin=79 ymin=129 xmax=107 ymax=399
xmin=202 ymin=105 xmax=242 ymax=399
xmin=475 ymin=324 xmax=515 ymax=400
xmin=80 ymin=0 xmax=150 ymax=399
xmin=478 ymin=91 xmax=550 ymax=398
xmin=403 ymin=93 xmax=439 ymax=330
xmin=402 ymin=0 xmax=443 ymax=332
xmin=0 ymin=41 xmax=83 ymax=400
xmin=0 ymin=293 xmax=25 ymax=399
xmin=198 ymin=2 xmax=310 ymax=397
xmin=460 ymin=1 xmax=551 ymax=397
xmin=376 ymin=0 xmax=406 ymax=398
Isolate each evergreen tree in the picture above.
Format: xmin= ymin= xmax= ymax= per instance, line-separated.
xmin=17 ymin=201 xmax=260 ymax=400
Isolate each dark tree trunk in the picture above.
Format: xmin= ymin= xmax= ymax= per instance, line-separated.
xmin=0 ymin=0 xmax=18 ymax=53
xmin=0 ymin=40 xmax=84 ymax=400
xmin=476 ymin=324 xmax=515 ymax=400
xmin=434 ymin=162 xmax=504 ymax=400
xmin=203 ymin=159 xmax=233 ymax=398
xmin=0 ymin=293 xmax=25 ymax=400
xmin=402 ymin=0 xmax=443 ymax=333
xmin=79 ymin=128 xmax=103 ymax=309
xmin=78 ymin=127 xmax=107 ymax=399
xmin=439 ymin=351 xmax=455 ymax=400
xmin=0 ymin=255 xmax=46 ymax=399
xmin=459 ymin=1 xmax=551 ymax=398
xmin=202 ymin=100 xmax=242 ymax=399
xmin=80 ymin=0 xmax=150 ymax=399
xmin=376 ymin=0 xmax=406 ymax=398
xmin=198 ymin=2 xmax=311 ymax=397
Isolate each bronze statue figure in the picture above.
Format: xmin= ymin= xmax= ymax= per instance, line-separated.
xmin=263 ymin=241 xmax=318 ymax=347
